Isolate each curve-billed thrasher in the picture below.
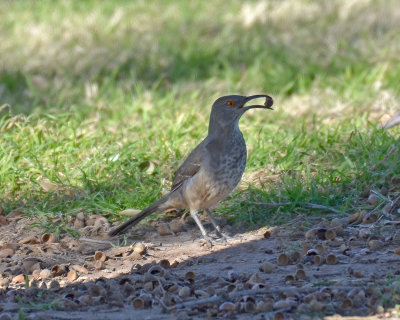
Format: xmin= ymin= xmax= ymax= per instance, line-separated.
xmin=109 ymin=94 xmax=274 ymax=240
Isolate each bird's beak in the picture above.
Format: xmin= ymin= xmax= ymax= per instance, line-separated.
xmin=241 ymin=94 xmax=274 ymax=111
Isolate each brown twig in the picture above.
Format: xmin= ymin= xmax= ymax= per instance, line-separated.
xmin=169 ymin=285 xmax=369 ymax=311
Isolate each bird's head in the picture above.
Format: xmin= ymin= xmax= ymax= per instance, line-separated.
xmin=210 ymin=94 xmax=274 ymax=128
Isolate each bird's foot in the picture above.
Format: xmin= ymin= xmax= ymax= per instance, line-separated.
xmin=215 ymin=232 xmax=231 ymax=245
xmin=197 ymin=232 xmax=231 ymax=247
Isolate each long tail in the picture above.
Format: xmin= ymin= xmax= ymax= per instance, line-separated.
xmin=108 ymin=196 xmax=169 ymax=237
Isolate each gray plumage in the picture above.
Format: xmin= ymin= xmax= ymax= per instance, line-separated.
xmin=109 ymin=94 xmax=273 ymax=239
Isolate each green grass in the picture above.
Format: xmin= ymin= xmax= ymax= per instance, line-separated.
xmin=1 ymin=0 xmax=400 ymax=232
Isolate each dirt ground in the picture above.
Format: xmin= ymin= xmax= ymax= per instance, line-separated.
xmin=1 ymin=209 xmax=400 ymax=320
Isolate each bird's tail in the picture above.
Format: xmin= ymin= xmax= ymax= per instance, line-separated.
xmin=108 ymin=196 xmax=170 ymax=237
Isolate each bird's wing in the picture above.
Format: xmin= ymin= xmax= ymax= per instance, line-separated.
xmin=171 ymin=139 xmax=207 ymax=192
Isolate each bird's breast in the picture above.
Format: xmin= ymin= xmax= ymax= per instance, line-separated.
xmin=181 ymin=130 xmax=247 ymax=210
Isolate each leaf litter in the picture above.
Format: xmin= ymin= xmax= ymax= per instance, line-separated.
xmin=0 ymin=201 xmax=400 ymax=319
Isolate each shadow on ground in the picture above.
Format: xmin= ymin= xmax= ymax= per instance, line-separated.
xmin=1 ymin=218 xmax=400 ymax=320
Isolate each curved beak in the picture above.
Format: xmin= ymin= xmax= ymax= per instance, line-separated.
xmin=241 ymin=94 xmax=274 ymax=111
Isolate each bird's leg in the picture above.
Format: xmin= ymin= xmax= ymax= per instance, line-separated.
xmin=205 ymin=208 xmax=222 ymax=236
xmin=189 ymin=208 xmax=211 ymax=241
xmin=205 ymin=209 xmax=230 ymax=243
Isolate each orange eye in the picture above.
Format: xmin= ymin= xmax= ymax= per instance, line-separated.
xmin=227 ymin=100 xmax=235 ymax=107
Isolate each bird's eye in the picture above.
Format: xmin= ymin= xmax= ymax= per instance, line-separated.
xmin=227 ymin=101 xmax=235 ymax=107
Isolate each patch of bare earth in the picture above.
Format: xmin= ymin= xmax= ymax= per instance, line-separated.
xmin=0 ymin=206 xmax=400 ymax=320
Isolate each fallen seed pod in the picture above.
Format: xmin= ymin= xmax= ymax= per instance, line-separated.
xmin=281 ymin=288 xmax=300 ymax=300
xmin=12 ymin=274 xmax=25 ymax=284
xmin=78 ymin=294 xmax=93 ymax=306
xmin=302 ymin=245 xmax=311 ymax=255
xmin=243 ymin=301 xmax=256 ymax=313
xmin=168 ymin=284 xmax=179 ymax=293
xmin=70 ymin=265 xmax=88 ymax=274
xmin=277 ymin=253 xmax=289 ymax=266
xmin=326 ymin=254 xmax=338 ymax=265
xmin=260 ymin=262 xmax=276 ymax=273
xmin=248 ymin=273 xmax=261 ymax=285
xmin=303 ymin=293 xmax=316 ymax=303
xmin=132 ymin=295 xmax=152 ymax=309
xmin=227 ymin=270 xmax=239 ymax=281
xmin=32 ymin=269 xmax=41 ymax=280
xmin=226 ymin=284 xmax=236 ymax=293
xmin=342 ymin=298 xmax=353 ymax=308
xmin=159 ymin=259 xmax=170 ymax=269
xmin=178 ymin=286 xmax=191 ymax=298
xmin=353 ymin=270 xmax=363 ymax=278
xmin=219 ymin=301 xmax=236 ymax=312
xmin=295 ymin=269 xmax=306 ymax=280
xmin=51 ymin=264 xmax=66 ymax=277
xmin=0 ymin=248 xmax=14 ymax=258
xmin=256 ymin=301 xmax=273 ymax=312
xmin=325 ymin=229 xmax=336 ymax=241
xmin=22 ymin=258 xmax=41 ymax=274
xmin=143 ymin=281 xmax=153 ymax=291
xmin=273 ymin=300 xmax=291 ymax=309
xmin=74 ymin=219 xmax=85 ymax=229
xmin=194 ymin=289 xmax=209 ymax=298
xmin=368 ymin=240 xmax=384 ymax=251
xmin=162 ymin=292 xmax=178 ymax=306
xmin=184 ymin=271 xmax=195 ymax=282
xmin=296 ymin=303 xmax=310 ymax=313
xmin=274 ymin=311 xmax=284 ymax=320
xmin=284 ymin=275 xmax=295 ymax=283
xmin=171 ymin=260 xmax=179 ymax=268
xmin=41 ymin=233 xmax=56 ymax=244
xmin=330 ymin=218 xmax=342 ymax=228
xmin=315 ymin=244 xmax=325 ymax=255
xmin=133 ymin=243 xmax=146 ymax=255
xmin=122 ymin=282 xmax=135 ymax=296
xmin=312 ymin=255 xmax=324 ymax=266
xmin=94 ymin=251 xmax=106 ymax=262
xmin=85 ymin=217 xmax=95 ymax=226
xmin=61 ymin=298 xmax=79 ymax=310
xmin=143 ymin=272 xmax=156 ymax=283
xmin=353 ymin=292 xmax=366 ymax=307
xmin=347 ymin=288 xmax=359 ymax=298
xmin=39 ymin=269 xmax=51 ymax=280
xmin=89 ymin=284 xmax=106 ymax=297
xmin=76 ymin=212 xmax=86 ymax=221
xmin=339 ymin=244 xmax=351 ymax=255
xmin=94 ymin=260 xmax=104 ymax=270
xmin=395 ymin=248 xmax=400 ymax=255
xmin=289 ymin=251 xmax=302 ymax=263
xmin=250 ymin=279 xmax=266 ymax=288
xmin=358 ymin=228 xmax=371 ymax=239
xmin=306 ymin=248 xmax=319 ymax=256
xmin=309 ymin=299 xmax=324 ymax=312
xmin=67 ymin=270 xmax=77 ymax=282
xmin=348 ymin=211 xmax=366 ymax=223
xmin=367 ymin=194 xmax=379 ymax=205
xmin=157 ymin=223 xmax=172 ymax=236
xmin=170 ymin=219 xmax=184 ymax=233
xmin=148 ymin=265 xmax=165 ymax=276
xmin=305 ymin=229 xmax=317 ymax=239
xmin=49 ymin=280 xmax=60 ymax=290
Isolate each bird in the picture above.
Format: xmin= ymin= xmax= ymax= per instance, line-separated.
xmin=109 ymin=94 xmax=274 ymax=241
